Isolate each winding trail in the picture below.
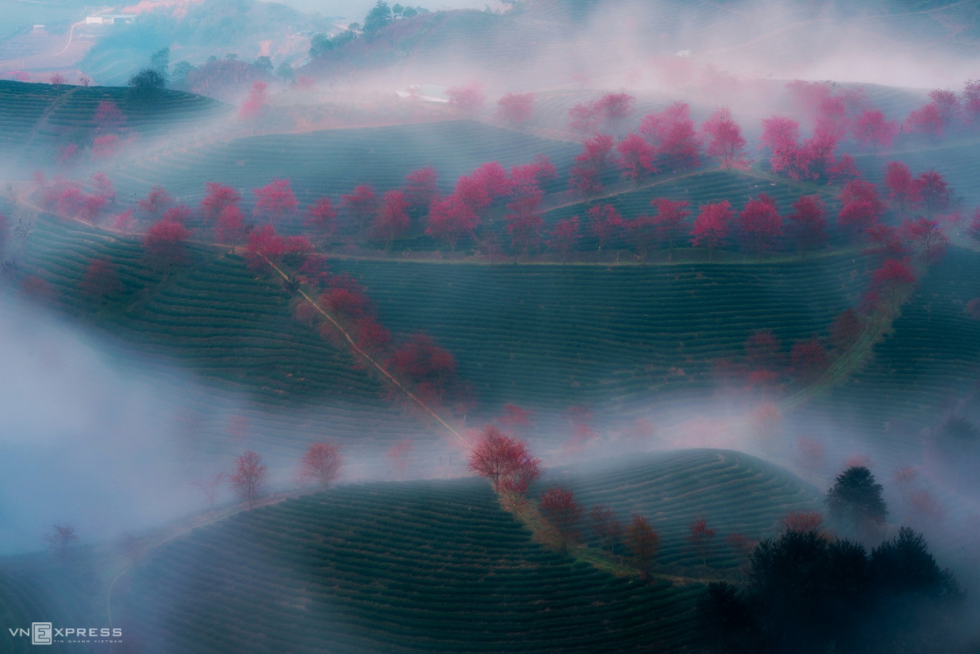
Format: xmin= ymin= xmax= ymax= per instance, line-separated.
xmin=264 ymin=257 xmax=469 ymax=448
xmin=55 ymin=21 xmax=86 ymax=57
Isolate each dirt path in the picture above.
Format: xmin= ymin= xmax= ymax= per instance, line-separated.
xmin=264 ymin=257 xmax=470 ymax=448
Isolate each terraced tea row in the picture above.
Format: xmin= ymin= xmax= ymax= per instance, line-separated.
xmin=0 ymin=568 xmax=92 ymax=654
xmin=108 ymin=120 xmax=580 ymax=211
xmin=538 ymin=168 xmax=852 ymax=253
xmin=803 ymin=246 xmax=980 ymax=442
xmin=334 ymin=253 xmax=871 ymax=411
xmin=548 ymin=449 xmax=822 ymax=570
xmin=0 ymin=80 xmax=223 ymax=169
xmin=23 ymin=220 xmax=381 ymax=399
xmin=855 ymin=140 xmax=980 ymax=206
xmin=115 ymin=478 xmax=702 ymax=653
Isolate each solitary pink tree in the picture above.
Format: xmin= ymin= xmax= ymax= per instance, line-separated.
xmin=372 ymin=190 xmax=410 ymax=249
xmin=760 ymin=116 xmax=801 ymax=177
xmin=884 ymin=162 xmax=922 ymax=215
xmin=569 ymin=133 xmax=616 ymax=197
xmin=305 ymin=197 xmax=337 ymax=238
xmin=231 ymin=450 xmax=268 ymax=510
xmin=426 ymin=195 xmax=479 ymax=251
xmin=871 ymin=258 xmax=916 ymax=306
xmin=690 ymin=201 xmax=732 ymax=261
xmin=299 ymin=442 xmax=343 ymax=488
xmin=916 ymin=170 xmax=953 ymax=214
xmin=548 ymin=216 xmax=581 ymax=262
xmin=687 ymin=517 xmax=716 ymax=567
xmin=616 ymin=133 xmax=656 ymax=182
xmin=497 ymin=92 xmax=534 ymax=124
xmin=738 ymin=194 xmax=783 ymax=259
xmin=94 ymin=100 xmax=127 ymax=133
xmin=253 ymin=178 xmax=298 ymax=226
xmin=702 ymin=107 xmax=746 ymax=169
xmin=786 ymin=195 xmax=826 ymax=257
xmin=137 ymin=186 xmax=173 ymax=220
xmin=539 ymin=485 xmax=583 ymax=552
xmin=447 ymin=85 xmax=486 ymax=112
xmin=903 ymin=217 xmax=949 ymax=262
xmin=587 ymin=203 xmax=624 ymax=257
xmin=791 ymin=340 xmax=829 ymax=381
xmin=239 ymin=81 xmax=269 ymax=120
xmin=651 ymin=197 xmax=691 ymax=252
xmin=639 ymin=102 xmax=701 ymax=170
xmin=144 ymin=218 xmax=190 ymax=271
xmin=244 ymin=224 xmax=285 ymax=272
xmin=45 ymin=524 xmax=78 ymax=563
xmin=967 ymin=209 xmax=980 ymax=243
xmin=404 ymin=167 xmax=439 ymax=213
xmin=216 ymin=205 xmax=246 ymax=244
xmin=468 ymin=424 xmax=531 ymax=491
xmin=904 ymin=102 xmax=945 ymax=141
xmin=837 ymin=180 xmax=885 ymax=236
xmin=342 ymin=184 xmax=378 ymax=229
xmin=200 ymin=182 xmax=241 ymax=224
xmin=81 ymin=258 xmax=123 ymax=302
xmin=853 ymin=109 xmax=898 ymax=154
xmin=596 ymin=92 xmax=636 ymax=124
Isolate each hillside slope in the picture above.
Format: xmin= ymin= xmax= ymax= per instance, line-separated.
xmin=0 ymin=80 xmax=224 ymax=173
xmin=114 ymin=477 xmax=703 ymax=654
xmin=335 ymin=252 xmax=870 ymax=412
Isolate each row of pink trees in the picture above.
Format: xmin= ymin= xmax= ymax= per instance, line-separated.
xmin=567 ymin=103 xmax=747 ymax=197
xmin=761 ymin=79 xmax=980 ymax=180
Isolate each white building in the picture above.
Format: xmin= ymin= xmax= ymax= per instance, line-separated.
xmin=85 ymin=14 xmax=137 ymax=25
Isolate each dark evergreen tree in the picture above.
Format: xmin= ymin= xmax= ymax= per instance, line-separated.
xmin=363 ymin=1 xmax=393 ymax=33
xmin=827 ymin=466 xmax=888 ymax=537
xmin=127 ymin=69 xmax=166 ymax=103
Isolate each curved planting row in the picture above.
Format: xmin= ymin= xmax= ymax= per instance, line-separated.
xmin=0 ymin=568 xmax=91 ymax=654
xmin=806 ymin=246 xmax=980 ymax=440
xmin=0 ymin=82 xmax=63 ymax=149
xmin=19 ymin=218 xmax=386 ymax=405
xmin=0 ymin=80 xmax=222 ymax=160
xmin=854 ymin=139 xmax=980 ymax=206
xmin=108 ymin=120 xmax=579 ymax=209
xmin=544 ymin=449 xmax=821 ymax=571
xmin=16 ymin=217 xmax=450 ymax=455
xmin=538 ymin=168 xmax=852 ymax=253
xmin=333 ymin=252 xmax=871 ymax=411
xmin=115 ymin=478 xmax=701 ymax=653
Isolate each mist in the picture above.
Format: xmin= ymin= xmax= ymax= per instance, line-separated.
xmin=2 ymin=0 xmax=980 ymax=651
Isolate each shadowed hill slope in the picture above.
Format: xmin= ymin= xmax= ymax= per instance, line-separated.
xmin=114 ymin=477 xmax=702 ymax=654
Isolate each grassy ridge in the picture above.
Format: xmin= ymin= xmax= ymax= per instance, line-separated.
xmin=336 ymin=253 xmax=870 ymax=411
xmin=116 ymin=477 xmax=702 ymax=653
